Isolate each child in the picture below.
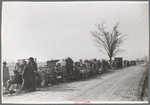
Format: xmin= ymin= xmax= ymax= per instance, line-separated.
xmin=5 ymin=70 xmax=22 ymax=95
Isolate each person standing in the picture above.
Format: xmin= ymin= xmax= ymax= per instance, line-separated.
xmin=14 ymin=62 xmax=22 ymax=73
xmin=29 ymin=57 xmax=37 ymax=91
xmin=66 ymin=57 xmax=73 ymax=80
xmin=79 ymin=59 xmax=83 ymax=66
xmin=22 ymin=61 xmax=34 ymax=92
xmin=3 ymin=61 xmax=10 ymax=88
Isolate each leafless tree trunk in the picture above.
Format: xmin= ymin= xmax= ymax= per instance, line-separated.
xmin=91 ymin=21 xmax=125 ymax=65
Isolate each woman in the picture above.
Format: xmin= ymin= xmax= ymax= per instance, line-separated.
xmin=20 ymin=60 xmax=27 ymax=73
xmin=3 ymin=61 xmax=10 ymax=88
xmin=14 ymin=62 xmax=22 ymax=73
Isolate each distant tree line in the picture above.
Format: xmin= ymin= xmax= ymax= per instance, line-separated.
xmin=136 ymin=56 xmax=148 ymax=64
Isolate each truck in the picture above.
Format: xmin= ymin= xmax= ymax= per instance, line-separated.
xmin=38 ymin=59 xmax=60 ymax=87
xmin=114 ymin=57 xmax=123 ymax=69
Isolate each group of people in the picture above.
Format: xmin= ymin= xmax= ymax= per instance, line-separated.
xmin=3 ymin=57 xmax=39 ymax=94
xmin=3 ymin=56 xmax=136 ymax=94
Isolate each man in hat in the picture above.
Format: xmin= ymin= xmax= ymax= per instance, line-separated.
xmin=29 ymin=57 xmax=37 ymax=91
xmin=29 ymin=57 xmax=37 ymax=73
xmin=66 ymin=57 xmax=73 ymax=80
xmin=22 ymin=61 xmax=34 ymax=92
xmin=3 ymin=61 xmax=10 ymax=88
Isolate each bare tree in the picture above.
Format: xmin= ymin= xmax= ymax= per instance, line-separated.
xmin=91 ymin=21 xmax=125 ymax=64
xmin=143 ymin=56 xmax=148 ymax=62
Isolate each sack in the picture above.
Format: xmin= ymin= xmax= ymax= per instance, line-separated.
xmin=99 ymin=68 xmax=102 ymax=73
xmin=39 ymin=71 xmax=45 ymax=81
xmin=41 ymin=80 xmax=45 ymax=87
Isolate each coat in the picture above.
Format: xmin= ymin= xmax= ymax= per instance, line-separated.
xmin=3 ymin=66 xmax=10 ymax=87
xmin=22 ymin=65 xmax=34 ymax=79
xmin=31 ymin=62 xmax=37 ymax=73
xmin=22 ymin=64 xmax=34 ymax=91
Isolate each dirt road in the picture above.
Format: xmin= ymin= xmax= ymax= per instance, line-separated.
xmin=2 ymin=65 xmax=148 ymax=103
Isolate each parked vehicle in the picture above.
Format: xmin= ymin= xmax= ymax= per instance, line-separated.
xmin=129 ymin=60 xmax=136 ymax=66
xmin=101 ymin=59 xmax=108 ymax=72
xmin=114 ymin=57 xmax=123 ymax=69
xmin=39 ymin=59 xmax=60 ymax=86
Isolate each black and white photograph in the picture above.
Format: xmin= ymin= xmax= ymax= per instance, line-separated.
xmin=1 ymin=1 xmax=149 ymax=104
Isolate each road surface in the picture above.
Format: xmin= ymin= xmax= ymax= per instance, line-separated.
xmin=2 ymin=65 xmax=148 ymax=103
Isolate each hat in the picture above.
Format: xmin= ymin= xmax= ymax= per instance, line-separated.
xmin=29 ymin=57 xmax=34 ymax=62
xmin=3 ymin=61 xmax=7 ymax=64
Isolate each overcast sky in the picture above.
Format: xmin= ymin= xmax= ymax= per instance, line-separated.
xmin=2 ymin=1 xmax=149 ymax=62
